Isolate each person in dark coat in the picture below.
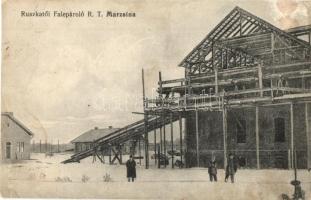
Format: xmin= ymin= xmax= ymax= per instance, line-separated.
xmin=225 ymin=153 xmax=238 ymax=183
xmin=126 ymin=155 xmax=136 ymax=182
xmin=208 ymin=156 xmax=217 ymax=182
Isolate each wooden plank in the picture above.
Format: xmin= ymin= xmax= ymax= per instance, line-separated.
xmin=161 ymin=78 xmax=185 ymax=85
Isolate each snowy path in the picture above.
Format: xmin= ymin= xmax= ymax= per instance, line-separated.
xmin=1 ymin=153 xmax=310 ymax=199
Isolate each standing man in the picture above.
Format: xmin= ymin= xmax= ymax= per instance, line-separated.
xmin=126 ymin=155 xmax=136 ymax=182
xmin=225 ymin=153 xmax=238 ymax=183
xmin=208 ymin=155 xmax=217 ymax=182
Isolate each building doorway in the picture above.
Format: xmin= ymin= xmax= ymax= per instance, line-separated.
xmin=6 ymin=142 xmax=11 ymax=159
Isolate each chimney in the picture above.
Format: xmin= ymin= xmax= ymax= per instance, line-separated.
xmin=94 ymin=127 xmax=98 ymax=130
xmin=108 ymin=126 xmax=112 ymax=129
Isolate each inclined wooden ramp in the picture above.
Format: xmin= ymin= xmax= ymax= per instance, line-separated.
xmin=62 ymin=115 xmax=178 ymax=164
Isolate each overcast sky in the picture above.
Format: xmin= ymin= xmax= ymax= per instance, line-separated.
xmin=2 ymin=0 xmax=311 ymax=143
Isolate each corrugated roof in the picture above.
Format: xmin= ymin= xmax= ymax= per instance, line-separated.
xmin=71 ymin=127 xmax=120 ymax=143
xmin=1 ymin=112 xmax=34 ymax=136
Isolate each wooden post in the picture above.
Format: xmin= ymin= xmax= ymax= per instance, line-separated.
xmin=170 ymin=113 xmax=174 ymax=168
xmin=160 ymin=126 xmax=163 ymax=154
xmin=119 ymin=144 xmax=123 ymax=164
xmin=179 ymin=115 xmax=183 ymax=165
xmin=271 ymin=33 xmax=275 ymax=64
xmin=215 ymin=67 xmax=219 ymax=94
xmin=288 ymin=149 xmax=291 ymax=170
xmin=255 ymin=106 xmax=260 ymax=169
xmin=159 ymin=71 xmax=163 ymax=98
xmin=142 ymin=68 xmax=149 ymax=169
xmin=213 ymin=44 xmax=219 ymax=94
xmin=109 ymin=146 xmax=112 ymax=164
xmin=138 ymin=138 xmax=141 ymax=165
xmin=258 ymin=61 xmax=263 ymax=97
xmin=164 ymin=122 xmax=167 ymax=168
xmin=154 ymin=128 xmax=157 ymax=165
xmin=223 ymin=106 xmax=228 ymax=169
xmin=306 ymin=103 xmax=310 ymax=169
xmin=157 ymin=144 xmax=161 ymax=168
xmin=290 ymin=102 xmax=294 ymax=169
xmin=184 ymin=116 xmax=188 ymax=168
xmin=195 ymin=109 xmax=200 ymax=167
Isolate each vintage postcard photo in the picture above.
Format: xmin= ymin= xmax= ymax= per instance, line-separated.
xmin=1 ymin=0 xmax=311 ymax=199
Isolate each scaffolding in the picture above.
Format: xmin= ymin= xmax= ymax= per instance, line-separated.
xmin=63 ymin=6 xmax=311 ymax=169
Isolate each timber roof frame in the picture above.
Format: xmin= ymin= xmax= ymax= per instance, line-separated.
xmin=179 ymin=6 xmax=311 ymax=69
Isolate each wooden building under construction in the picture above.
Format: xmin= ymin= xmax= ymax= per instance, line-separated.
xmin=63 ymin=7 xmax=311 ymax=170
xmin=145 ymin=7 xmax=311 ymax=169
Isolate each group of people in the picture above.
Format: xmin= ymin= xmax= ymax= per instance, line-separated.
xmin=126 ymin=153 xmax=238 ymax=183
xmin=208 ymin=153 xmax=238 ymax=183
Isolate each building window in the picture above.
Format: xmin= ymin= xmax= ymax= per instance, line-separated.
xmin=21 ymin=142 xmax=24 ymax=152
xmin=274 ymin=118 xmax=285 ymax=142
xmin=17 ymin=142 xmax=20 ymax=152
xmin=6 ymin=142 xmax=11 ymax=159
xmin=236 ymin=119 xmax=246 ymax=143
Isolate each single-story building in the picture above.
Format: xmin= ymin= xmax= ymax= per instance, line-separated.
xmin=1 ymin=112 xmax=34 ymax=161
xmin=71 ymin=126 xmax=120 ymax=153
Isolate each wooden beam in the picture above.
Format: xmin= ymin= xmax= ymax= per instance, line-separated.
xmin=154 ymin=128 xmax=157 ymax=165
xmin=109 ymin=146 xmax=112 ymax=164
xmin=138 ymin=138 xmax=141 ymax=165
xmin=161 ymin=78 xmax=185 ymax=85
xmin=142 ymin=68 xmax=149 ymax=169
xmin=258 ymin=61 xmax=263 ymax=97
xmin=119 ymin=144 xmax=123 ymax=164
xmin=255 ymin=106 xmax=260 ymax=169
xmin=157 ymin=144 xmax=161 ymax=168
xmin=160 ymin=126 xmax=163 ymax=155
xmin=290 ymin=102 xmax=294 ymax=169
xmin=159 ymin=71 xmax=163 ymax=98
xmin=164 ymin=122 xmax=167 ymax=168
xmin=215 ymin=67 xmax=219 ymax=94
xmin=179 ymin=115 xmax=183 ymax=166
xmin=223 ymin=106 xmax=228 ymax=169
xmin=170 ymin=113 xmax=174 ymax=168
xmin=195 ymin=109 xmax=200 ymax=167
xmin=306 ymin=103 xmax=310 ymax=169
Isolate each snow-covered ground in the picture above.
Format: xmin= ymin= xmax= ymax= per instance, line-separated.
xmin=0 ymin=153 xmax=310 ymax=199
